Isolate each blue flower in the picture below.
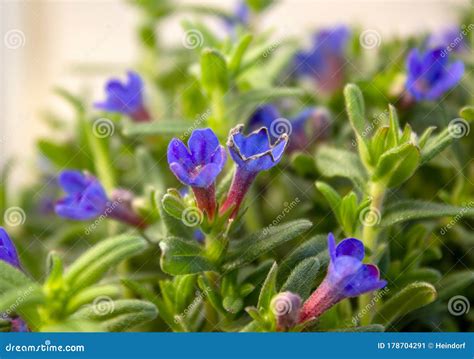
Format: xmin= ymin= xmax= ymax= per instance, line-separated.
xmin=299 ymin=233 xmax=386 ymax=323
xmin=220 ymin=125 xmax=288 ymax=217
xmin=405 ymin=48 xmax=464 ymax=101
xmin=223 ymin=1 xmax=249 ymax=34
xmin=227 ymin=125 xmax=288 ymax=173
xmin=293 ymin=26 xmax=350 ymax=92
xmin=168 ymin=128 xmax=226 ymax=219
xmin=94 ymin=71 xmax=151 ymax=121
xmin=0 ymin=227 xmax=21 ymax=269
xmin=55 ymin=170 xmax=109 ymax=221
xmin=168 ymin=128 xmax=227 ymax=188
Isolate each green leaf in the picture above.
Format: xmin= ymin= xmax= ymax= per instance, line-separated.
xmin=228 ymin=33 xmax=253 ymax=75
xmin=436 ymin=271 xmax=474 ymax=301
xmin=344 ymin=84 xmax=366 ymax=138
xmin=315 ymin=146 xmax=368 ymax=191
xmin=37 ymin=140 xmax=80 ymax=169
xmin=160 ymin=237 xmax=216 ymax=275
xmin=72 ymin=299 xmax=158 ymax=332
xmin=372 ymin=143 xmax=420 ymax=188
xmin=381 ymin=200 xmax=474 ymax=227
xmin=200 ymin=48 xmax=228 ymax=93
xmin=0 ymin=285 xmax=44 ymax=314
xmin=64 ymin=234 xmax=147 ymax=293
xmin=420 ymin=127 xmax=455 ymax=164
xmin=224 ymin=219 xmax=312 ymax=270
xmin=281 ymin=256 xmax=321 ymax=299
xmin=373 ymin=282 xmax=437 ymax=326
xmin=277 ymin=235 xmax=327 ymax=285
xmin=122 ymin=121 xmax=192 ymax=137
xmin=460 ymin=106 xmax=474 ymax=121
xmin=0 ymin=261 xmax=36 ymax=293
xmin=315 ymin=182 xmax=342 ymax=223
xmin=387 ymin=104 xmax=400 ymax=146
xmin=66 ymin=285 xmax=120 ymax=314
xmin=161 ymin=190 xmax=187 ymax=220
xmin=257 ymin=262 xmax=278 ymax=311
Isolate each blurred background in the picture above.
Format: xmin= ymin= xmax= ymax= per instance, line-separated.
xmin=0 ymin=0 xmax=470 ymax=187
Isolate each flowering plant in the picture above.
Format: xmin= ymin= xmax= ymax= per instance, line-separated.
xmin=1 ymin=0 xmax=473 ymax=333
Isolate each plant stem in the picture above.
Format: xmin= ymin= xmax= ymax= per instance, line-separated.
xmin=362 ymin=181 xmax=386 ymax=253
xmin=359 ymin=181 xmax=386 ymax=326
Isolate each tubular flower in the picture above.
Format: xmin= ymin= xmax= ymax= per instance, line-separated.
xmin=0 ymin=227 xmax=29 ymax=332
xmin=272 ymin=291 xmax=302 ymax=331
xmin=94 ymin=71 xmax=151 ymax=122
xmin=0 ymin=227 xmax=21 ymax=269
xmin=55 ymin=170 xmax=146 ymax=228
xmin=167 ymin=128 xmax=227 ymax=219
xmin=299 ymin=233 xmax=387 ymax=323
xmin=220 ymin=125 xmax=288 ymax=218
xmin=405 ymin=48 xmax=464 ymax=101
xmin=293 ymin=26 xmax=350 ymax=93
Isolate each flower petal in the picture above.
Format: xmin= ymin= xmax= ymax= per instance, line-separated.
xmin=58 ymin=170 xmax=89 ymax=195
xmin=0 ymin=228 xmax=21 ymax=269
xmin=167 ymin=138 xmax=193 ymax=170
xmin=188 ymin=128 xmax=220 ymax=164
xmin=342 ymin=264 xmax=387 ymax=297
xmin=335 ymin=237 xmax=365 ymax=261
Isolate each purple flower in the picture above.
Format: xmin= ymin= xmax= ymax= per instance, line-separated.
xmin=55 ymin=170 xmax=109 ymax=221
xmin=272 ymin=291 xmax=302 ymax=331
xmin=55 ymin=170 xmax=147 ymax=228
xmin=248 ymin=105 xmax=331 ymax=151
xmin=0 ymin=227 xmax=21 ymax=269
xmin=220 ymin=125 xmax=288 ymax=217
xmin=94 ymin=71 xmax=151 ymax=122
xmin=293 ymin=26 xmax=350 ymax=93
xmin=223 ymin=1 xmax=249 ymax=34
xmin=299 ymin=233 xmax=387 ymax=323
xmin=168 ymin=128 xmax=226 ymax=219
xmin=0 ymin=229 xmax=29 ymax=332
xmin=10 ymin=318 xmax=29 ymax=332
xmin=405 ymin=48 xmax=464 ymax=101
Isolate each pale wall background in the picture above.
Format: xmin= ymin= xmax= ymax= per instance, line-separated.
xmin=0 ymin=0 xmax=470 ymax=186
